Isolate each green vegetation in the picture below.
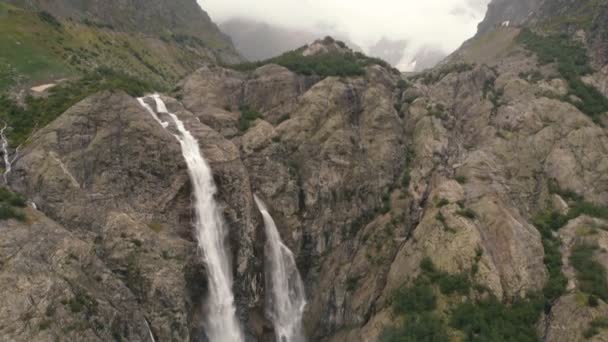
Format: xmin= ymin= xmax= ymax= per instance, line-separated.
xmin=532 ymin=181 xmax=608 ymax=303
xmin=37 ymin=11 xmax=61 ymax=29
xmin=450 ymin=296 xmax=543 ymax=342
xmin=379 ymin=192 xmax=391 ymax=214
xmin=226 ymin=38 xmax=393 ymax=77
xmin=437 ymin=198 xmax=450 ymax=208
xmin=345 ymin=275 xmax=361 ymax=292
xmin=384 ymin=257 xmax=543 ymax=341
xmin=392 ymin=278 xmax=437 ymax=314
xmin=0 ymin=68 xmax=155 ymax=146
xmin=570 ymin=243 xmax=608 ymax=301
xmin=455 ymin=176 xmax=467 ymax=184
xmin=66 ymin=290 xmax=98 ymax=315
xmin=147 ymin=221 xmax=164 ymax=233
xmin=382 ymin=253 xmax=560 ymax=342
xmin=383 ymin=266 xmax=449 ymax=342
xmin=0 ymin=186 xmax=26 ymax=221
xmin=534 ymin=210 xmax=568 ymax=302
xmin=380 ymin=312 xmax=449 ymax=342
xmin=517 ymin=29 xmax=608 ymax=123
xmin=400 ymin=148 xmax=415 ymax=190
xmin=584 ymin=317 xmax=608 ymax=339
xmin=238 ymin=105 xmax=262 ymax=132
xmin=456 ymin=208 xmax=477 ymax=220
xmin=0 ymin=2 xmax=224 ymax=92
xmin=396 ymin=79 xmax=409 ymax=90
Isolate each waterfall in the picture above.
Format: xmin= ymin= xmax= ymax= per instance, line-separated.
xmin=1 ymin=123 xmax=11 ymax=184
xmin=138 ymin=94 xmax=244 ymax=342
xmin=254 ymin=196 xmax=307 ymax=342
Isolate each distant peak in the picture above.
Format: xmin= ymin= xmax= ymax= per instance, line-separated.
xmin=301 ymin=36 xmax=352 ymax=57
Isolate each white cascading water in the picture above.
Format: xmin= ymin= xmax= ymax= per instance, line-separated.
xmin=1 ymin=123 xmax=11 ymax=184
xmin=137 ymin=94 xmax=244 ymax=342
xmin=254 ymin=196 xmax=307 ymax=342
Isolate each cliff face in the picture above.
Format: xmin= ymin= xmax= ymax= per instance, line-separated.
xmin=476 ymin=0 xmax=541 ymax=35
xmin=1 ymin=0 xmax=608 ymax=341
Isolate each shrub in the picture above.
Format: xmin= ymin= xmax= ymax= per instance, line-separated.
xmin=588 ymin=295 xmax=599 ymax=307
xmin=0 ymin=187 xmax=26 ymax=221
xmin=570 ymin=243 xmax=608 ymax=301
xmin=396 ymin=79 xmax=409 ymax=90
xmin=226 ymin=47 xmax=393 ymax=77
xmin=517 ymin=29 xmax=608 ymax=122
xmin=38 ymin=11 xmax=61 ymax=29
xmin=238 ymin=105 xmax=262 ymax=132
xmin=380 ymin=312 xmax=449 ymax=342
xmin=438 ymin=273 xmax=470 ymax=295
xmin=392 ymin=278 xmax=436 ymax=314
xmin=346 ymin=275 xmax=361 ymax=292
xmin=437 ymin=198 xmax=450 ymax=207
xmin=583 ymin=318 xmax=608 ymax=339
xmin=450 ymin=296 xmax=543 ymax=342
xmin=457 ymin=208 xmax=477 ymax=220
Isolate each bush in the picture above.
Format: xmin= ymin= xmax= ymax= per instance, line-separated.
xmin=38 ymin=11 xmax=61 ymax=29
xmin=380 ymin=312 xmax=449 ymax=342
xmin=517 ymin=29 xmax=608 ymax=123
xmin=583 ymin=318 xmax=608 ymax=339
xmin=450 ymin=296 xmax=543 ymax=342
xmin=437 ymin=198 xmax=450 ymax=207
xmin=570 ymin=243 xmax=608 ymax=301
xmin=438 ymin=273 xmax=471 ymax=295
xmin=238 ymin=105 xmax=262 ymax=132
xmin=392 ymin=278 xmax=436 ymax=314
xmin=457 ymin=208 xmax=477 ymax=220
xmin=0 ymin=187 xmax=26 ymax=221
xmin=226 ymin=47 xmax=393 ymax=77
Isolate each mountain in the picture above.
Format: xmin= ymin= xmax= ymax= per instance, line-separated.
xmin=220 ymin=17 xmax=362 ymax=61
xmin=0 ymin=0 xmax=241 ymax=92
xmin=1 ymin=0 xmax=608 ymax=341
xmin=220 ymin=17 xmax=446 ymax=71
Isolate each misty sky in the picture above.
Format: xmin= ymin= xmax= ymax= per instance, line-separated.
xmin=200 ymin=0 xmax=490 ymax=67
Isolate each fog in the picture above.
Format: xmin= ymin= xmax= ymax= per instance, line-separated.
xmin=199 ymin=0 xmax=490 ymax=70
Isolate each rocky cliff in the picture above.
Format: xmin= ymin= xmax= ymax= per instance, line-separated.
xmin=1 ymin=0 xmax=608 ymax=341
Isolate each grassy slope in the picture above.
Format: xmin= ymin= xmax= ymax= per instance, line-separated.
xmin=0 ymin=2 xmax=220 ymax=91
xmin=0 ymin=3 xmax=74 ymax=90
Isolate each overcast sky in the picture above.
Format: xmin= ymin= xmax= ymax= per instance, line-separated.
xmin=199 ymin=0 xmax=490 ymax=62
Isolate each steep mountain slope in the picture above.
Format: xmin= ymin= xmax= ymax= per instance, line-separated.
xmin=1 ymin=0 xmax=608 ymax=341
xmin=0 ymin=0 xmax=240 ymax=92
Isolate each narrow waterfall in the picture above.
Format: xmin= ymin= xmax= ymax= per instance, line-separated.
xmin=138 ymin=95 xmax=244 ymax=342
xmin=254 ymin=196 xmax=307 ymax=342
xmin=1 ymin=123 xmax=11 ymax=184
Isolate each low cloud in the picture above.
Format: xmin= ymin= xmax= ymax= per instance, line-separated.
xmin=200 ymin=0 xmax=490 ymax=69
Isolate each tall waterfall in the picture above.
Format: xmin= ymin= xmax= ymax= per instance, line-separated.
xmin=138 ymin=94 xmax=243 ymax=342
xmin=254 ymin=196 xmax=307 ymax=342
